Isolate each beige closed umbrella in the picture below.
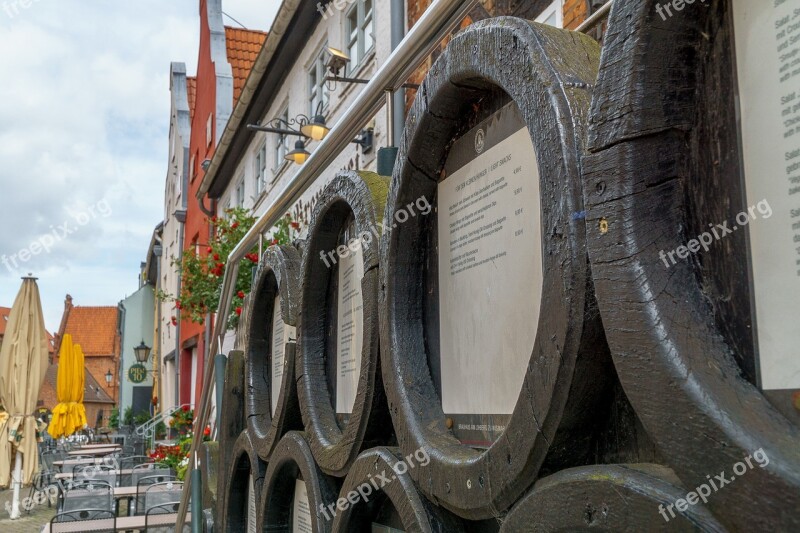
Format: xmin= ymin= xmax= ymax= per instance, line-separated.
xmin=0 ymin=276 xmax=50 ymax=519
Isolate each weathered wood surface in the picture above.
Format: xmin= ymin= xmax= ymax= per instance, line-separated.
xmin=258 ymin=431 xmax=341 ymax=533
xmin=379 ymin=17 xmax=605 ymax=520
xmin=297 ymin=170 xmax=394 ymax=477
xmin=215 ymin=351 xmax=245 ymax=531
xmin=500 ymin=464 xmax=726 ymax=532
xmin=221 ymin=430 xmax=266 ymax=533
xmin=583 ymin=0 xmax=800 ymax=530
xmin=331 ymin=447 xmax=465 ymax=533
xmin=241 ymin=244 xmax=303 ymax=462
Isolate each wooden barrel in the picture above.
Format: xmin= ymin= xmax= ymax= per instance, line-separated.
xmin=258 ymin=431 xmax=340 ymax=533
xmin=221 ymin=430 xmax=266 ymax=533
xmin=379 ymin=17 xmax=607 ymax=519
xmin=331 ymin=447 xmax=464 ymax=532
xmin=297 ymin=170 xmax=393 ymax=477
xmin=241 ymin=244 xmax=303 ymax=462
xmin=500 ymin=464 xmax=725 ymax=532
xmin=583 ymin=1 xmax=800 ymax=529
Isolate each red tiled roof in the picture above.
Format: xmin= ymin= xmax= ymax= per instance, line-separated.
xmin=63 ymin=306 xmax=118 ymax=356
xmin=0 ymin=306 xmax=9 ymax=338
xmin=225 ymin=27 xmax=267 ymax=103
xmin=1 ymin=305 xmax=54 ymax=353
xmin=187 ymin=76 xmax=197 ymax=119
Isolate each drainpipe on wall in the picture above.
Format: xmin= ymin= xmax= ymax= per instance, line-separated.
xmin=117 ymin=302 xmax=127 ymax=415
xmin=154 ymin=241 xmax=163 ymax=417
xmin=174 ymin=209 xmax=187 ymax=409
xmin=378 ymin=0 xmax=407 ymax=177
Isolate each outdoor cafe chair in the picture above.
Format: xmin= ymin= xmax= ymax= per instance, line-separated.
xmin=118 ymin=455 xmax=154 ymax=486
xmin=131 ymin=463 xmax=173 ymax=485
xmin=49 ymin=509 xmax=116 ymax=533
xmin=141 ymin=481 xmax=184 ymax=516
xmin=134 ymin=474 xmax=178 ymax=516
xmin=145 ymin=501 xmax=190 ymax=533
xmin=61 ymin=455 xmax=95 ymax=474
xmin=58 ymin=479 xmax=113 ymax=515
xmin=75 ymin=464 xmax=118 ymax=487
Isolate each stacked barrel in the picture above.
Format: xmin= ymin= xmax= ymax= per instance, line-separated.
xmin=217 ymin=4 xmax=800 ymax=531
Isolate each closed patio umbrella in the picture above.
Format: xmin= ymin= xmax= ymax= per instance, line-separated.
xmin=47 ymin=334 xmax=87 ymax=439
xmin=0 ymin=276 xmax=50 ymax=519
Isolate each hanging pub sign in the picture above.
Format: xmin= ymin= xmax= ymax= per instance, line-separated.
xmin=128 ymin=363 xmax=147 ymax=384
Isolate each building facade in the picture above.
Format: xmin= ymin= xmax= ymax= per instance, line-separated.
xmin=118 ymin=280 xmax=156 ymax=420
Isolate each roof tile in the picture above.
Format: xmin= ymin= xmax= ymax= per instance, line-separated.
xmin=225 ymin=27 xmax=267 ymax=103
xmin=63 ymin=306 xmax=118 ymax=356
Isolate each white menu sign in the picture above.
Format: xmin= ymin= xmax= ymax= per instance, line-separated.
xmin=271 ymin=295 xmax=296 ymax=416
xmin=438 ymin=110 xmax=543 ymax=416
xmin=336 ymin=245 xmax=365 ymax=414
xmin=733 ymin=0 xmax=800 ymax=390
xmin=292 ymin=479 xmax=312 ymax=533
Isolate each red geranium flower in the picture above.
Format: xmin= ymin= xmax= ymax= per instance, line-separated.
xmin=206 ymin=247 xmax=213 ymax=254
xmin=235 ymin=307 xmax=243 ymax=316
xmin=271 ymin=239 xmax=279 ymax=246
xmin=203 ymin=426 xmax=211 ymax=437
xmin=213 ymin=254 xmax=220 ymax=261
xmin=175 ymin=301 xmax=182 ymax=310
xmin=290 ymin=221 xmax=300 ymax=230
xmin=171 ymin=316 xmax=178 ymax=326
xmin=231 ymin=222 xmax=240 ymax=229
xmin=182 ymin=405 xmax=190 ymax=412
xmin=237 ymin=291 xmax=245 ymax=299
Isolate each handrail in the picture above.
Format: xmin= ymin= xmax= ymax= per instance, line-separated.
xmin=176 ymin=0 xmax=610 ymax=525
xmin=175 ymin=0 xmax=480 ymax=525
xmin=135 ymin=403 xmax=193 ymax=450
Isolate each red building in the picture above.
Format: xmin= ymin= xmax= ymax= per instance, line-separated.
xmin=180 ymin=0 xmax=265 ymax=407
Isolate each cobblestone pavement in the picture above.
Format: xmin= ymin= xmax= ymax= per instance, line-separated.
xmin=0 ymin=487 xmax=55 ymax=532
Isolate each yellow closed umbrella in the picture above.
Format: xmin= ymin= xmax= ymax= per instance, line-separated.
xmin=48 ymin=334 xmax=87 ymax=439
xmin=0 ymin=276 xmax=50 ymax=518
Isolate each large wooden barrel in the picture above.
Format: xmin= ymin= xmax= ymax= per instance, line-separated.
xmin=258 ymin=431 xmax=340 ymax=533
xmin=500 ymin=464 xmax=725 ymax=532
xmin=583 ymin=0 xmax=800 ymax=529
xmin=379 ymin=17 xmax=607 ymax=519
xmin=297 ymin=170 xmax=394 ymax=477
xmin=221 ymin=431 xmax=266 ymax=532
xmin=330 ymin=447 xmax=464 ymax=532
xmin=241 ymin=244 xmax=303 ymax=462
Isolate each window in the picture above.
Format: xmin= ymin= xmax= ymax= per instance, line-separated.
xmin=235 ymin=178 xmax=245 ymax=208
xmin=347 ymin=0 xmax=374 ymax=73
xmin=254 ymin=141 xmax=267 ymax=195
xmin=536 ymin=0 xmax=563 ymax=27
xmin=309 ymin=47 xmax=329 ymax=115
xmin=273 ymin=108 xmax=290 ymax=171
xmin=206 ymin=114 xmax=214 ymax=147
xmin=189 ymin=154 xmax=196 ymax=182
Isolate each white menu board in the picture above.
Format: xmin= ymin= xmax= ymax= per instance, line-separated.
xmin=336 ymin=246 xmax=365 ymax=414
xmin=271 ymin=295 xmax=296 ymax=416
xmin=438 ymin=106 xmax=543 ymax=416
xmin=733 ymin=0 xmax=800 ymax=390
xmin=292 ymin=479 xmax=312 ymax=533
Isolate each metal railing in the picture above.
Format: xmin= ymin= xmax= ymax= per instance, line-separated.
xmin=176 ymin=0 xmax=614 ymax=526
xmin=135 ymin=403 xmax=193 ymax=451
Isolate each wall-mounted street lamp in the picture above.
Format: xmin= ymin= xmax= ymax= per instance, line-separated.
xmin=133 ymin=340 xmax=152 ymax=364
xmin=323 ymin=47 xmax=419 ymax=91
xmin=105 ymin=370 xmax=113 ymax=387
xmin=247 ymin=102 xmax=373 ymax=164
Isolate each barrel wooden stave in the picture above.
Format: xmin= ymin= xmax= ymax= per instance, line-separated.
xmin=583 ymin=0 xmax=800 ymax=530
xmin=500 ymin=464 xmax=727 ymax=532
xmin=242 ymin=244 xmax=303 ymax=462
xmin=297 ymin=170 xmax=393 ymax=477
xmin=380 ymin=17 xmax=605 ymax=520
xmin=215 ymin=351 xmax=246 ymax=530
xmin=258 ymin=431 xmax=341 ymax=533
xmin=331 ymin=447 xmax=465 ymax=533
xmin=221 ymin=430 xmax=267 ymax=533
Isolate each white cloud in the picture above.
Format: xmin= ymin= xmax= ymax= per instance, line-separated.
xmin=0 ymin=1 xmax=278 ymax=330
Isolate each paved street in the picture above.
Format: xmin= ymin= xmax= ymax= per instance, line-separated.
xmin=0 ymin=488 xmax=55 ymax=532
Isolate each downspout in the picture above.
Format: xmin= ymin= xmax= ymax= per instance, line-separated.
xmin=391 ymin=0 xmax=406 ymax=145
xmin=203 ymin=198 xmax=216 ymax=411
xmin=154 ymin=241 xmax=163 ymax=417
xmin=174 ymin=209 xmax=187 ymax=409
xmin=117 ymin=303 xmax=127 ymax=415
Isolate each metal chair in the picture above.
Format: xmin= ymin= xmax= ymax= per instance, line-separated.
xmin=118 ymin=454 xmax=154 ymax=486
xmin=145 ymin=501 xmax=191 ymax=532
xmin=49 ymin=509 xmax=116 ymax=533
xmin=141 ymin=481 xmax=184 ymax=516
xmin=61 ymin=455 xmax=95 ymax=474
xmin=58 ymin=479 xmax=113 ymax=515
xmin=75 ymin=464 xmax=118 ymax=487
xmin=131 ymin=463 xmax=173 ymax=485
xmin=134 ymin=474 xmax=178 ymax=516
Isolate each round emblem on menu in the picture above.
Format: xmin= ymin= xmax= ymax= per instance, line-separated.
xmin=128 ymin=363 xmax=147 ymax=384
xmin=475 ymin=128 xmax=485 ymax=154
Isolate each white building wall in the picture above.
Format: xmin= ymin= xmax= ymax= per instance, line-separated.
xmin=159 ymin=62 xmax=192 ymax=416
xmin=217 ymin=0 xmax=392 ymax=238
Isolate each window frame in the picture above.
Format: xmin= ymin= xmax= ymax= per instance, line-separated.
xmin=308 ymin=46 xmax=330 ymax=116
xmin=535 ymin=0 xmax=564 ymax=28
xmin=273 ymin=107 xmax=291 ymax=174
xmin=254 ymin=140 xmax=267 ymax=196
xmin=346 ymin=0 xmax=375 ymax=75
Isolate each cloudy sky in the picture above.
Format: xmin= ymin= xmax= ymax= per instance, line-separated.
xmin=0 ymin=1 xmax=280 ymax=331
